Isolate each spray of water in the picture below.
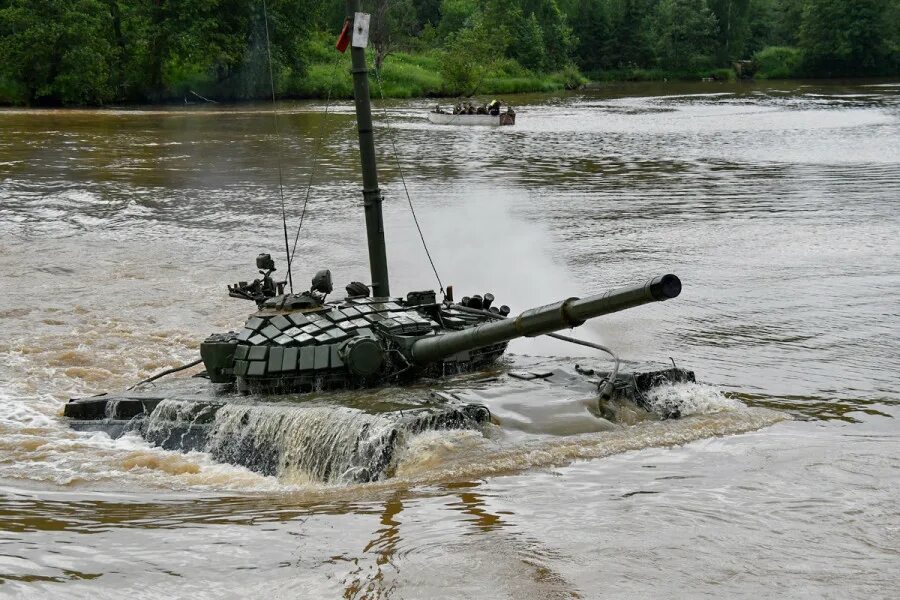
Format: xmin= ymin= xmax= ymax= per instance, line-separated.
xmin=206 ymin=403 xmax=400 ymax=483
xmin=142 ymin=398 xmax=489 ymax=484
xmin=642 ymin=381 xmax=744 ymax=418
xmin=385 ymin=186 xmax=605 ymax=356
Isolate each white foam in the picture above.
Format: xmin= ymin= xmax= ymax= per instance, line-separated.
xmin=642 ymin=381 xmax=744 ymax=417
xmin=0 ymin=377 xmax=775 ymax=493
xmin=388 ymin=407 xmax=786 ymax=485
xmin=392 ymin=429 xmax=493 ymax=478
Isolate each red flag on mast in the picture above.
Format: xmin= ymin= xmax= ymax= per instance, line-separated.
xmin=335 ymin=18 xmax=351 ymax=53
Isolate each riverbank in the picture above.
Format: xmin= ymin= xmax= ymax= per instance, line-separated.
xmin=1 ymin=43 xmax=895 ymax=107
xmin=294 ymin=49 xmax=586 ymax=100
xmin=0 ymin=52 xmax=582 ymax=106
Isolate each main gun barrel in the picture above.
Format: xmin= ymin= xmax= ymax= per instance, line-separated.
xmin=409 ymin=274 xmax=681 ymax=364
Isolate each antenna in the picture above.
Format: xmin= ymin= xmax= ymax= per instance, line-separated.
xmin=261 ymin=0 xmax=293 ymax=294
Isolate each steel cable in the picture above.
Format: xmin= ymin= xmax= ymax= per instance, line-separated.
xmin=372 ymin=65 xmax=445 ymax=294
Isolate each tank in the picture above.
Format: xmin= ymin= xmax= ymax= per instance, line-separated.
xmin=64 ymin=272 xmax=693 ymax=482
xmin=188 ymin=270 xmax=682 ymax=394
xmin=62 ymin=3 xmax=697 ymax=484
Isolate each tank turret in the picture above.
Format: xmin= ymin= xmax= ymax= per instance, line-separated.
xmin=199 ymin=262 xmax=681 ymax=393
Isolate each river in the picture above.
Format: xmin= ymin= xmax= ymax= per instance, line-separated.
xmin=1 ymin=80 xmax=898 ymax=598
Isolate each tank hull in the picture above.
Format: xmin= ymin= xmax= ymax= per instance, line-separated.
xmin=65 ymin=377 xmax=492 ymax=483
xmin=63 ymin=364 xmax=694 ymax=483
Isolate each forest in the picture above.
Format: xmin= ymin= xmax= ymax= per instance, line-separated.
xmin=0 ymin=0 xmax=897 ymax=105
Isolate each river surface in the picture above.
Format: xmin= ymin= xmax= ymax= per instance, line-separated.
xmin=0 ymin=80 xmax=898 ymax=598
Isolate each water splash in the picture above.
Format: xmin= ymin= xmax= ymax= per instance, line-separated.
xmin=143 ymin=399 xmax=489 ymax=484
xmin=393 ymin=407 xmax=787 ymax=483
xmin=641 ymin=381 xmax=744 ymax=418
xmin=207 ymin=404 xmax=401 ymax=484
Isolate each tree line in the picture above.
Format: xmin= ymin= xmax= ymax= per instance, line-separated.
xmin=0 ymin=0 xmax=897 ymax=105
xmin=563 ymin=0 xmax=899 ymax=76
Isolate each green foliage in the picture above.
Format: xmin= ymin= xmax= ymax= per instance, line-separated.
xmin=525 ymin=0 xmax=575 ymax=70
xmin=773 ymin=0 xmax=805 ymax=46
xmin=415 ymin=0 xmax=443 ymax=28
xmin=439 ymin=18 xmax=496 ymax=95
xmin=481 ymin=75 xmax=561 ymax=94
xmin=0 ymin=75 xmax=26 ymax=105
xmin=294 ymin=59 xmax=353 ymax=98
xmin=0 ymin=0 xmax=116 ymax=105
xmin=0 ymin=0 xmax=319 ymax=104
xmin=1 ymin=0 xmax=898 ymax=106
xmin=370 ymin=0 xmax=418 ymax=69
xmin=570 ymin=0 xmax=612 ymax=73
xmin=553 ymin=64 xmax=589 ymax=89
xmin=799 ymin=0 xmax=894 ymax=76
xmin=651 ymin=0 xmax=719 ymax=71
xmin=744 ymin=0 xmax=778 ymax=56
xmin=708 ymin=0 xmax=751 ymax=61
xmin=605 ymin=0 xmax=654 ymax=69
xmin=374 ymin=52 xmax=444 ymax=97
xmin=511 ymin=13 xmax=547 ymax=71
xmin=753 ymin=46 xmax=803 ymax=79
xmin=574 ymin=0 xmax=895 ymax=80
xmin=436 ymin=0 xmax=478 ymax=39
xmin=707 ymin=67 xmax=735 ymax=81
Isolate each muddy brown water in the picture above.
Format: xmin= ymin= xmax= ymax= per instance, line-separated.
xmin=0 ymin=80 xmax=898 ymax=598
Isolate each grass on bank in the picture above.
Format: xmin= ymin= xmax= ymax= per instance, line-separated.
xmin=278 ymin=42 xmax=820 ymax=99
xmin=292 ymin=46 xmax=583 ymax=100
xmin=294 ymin=55 xmax=584 ymax=99
xmin=293 ymin=51 xmax=444 ymax=99
xmin=752 ymin=47 xmax=805 ymax=79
